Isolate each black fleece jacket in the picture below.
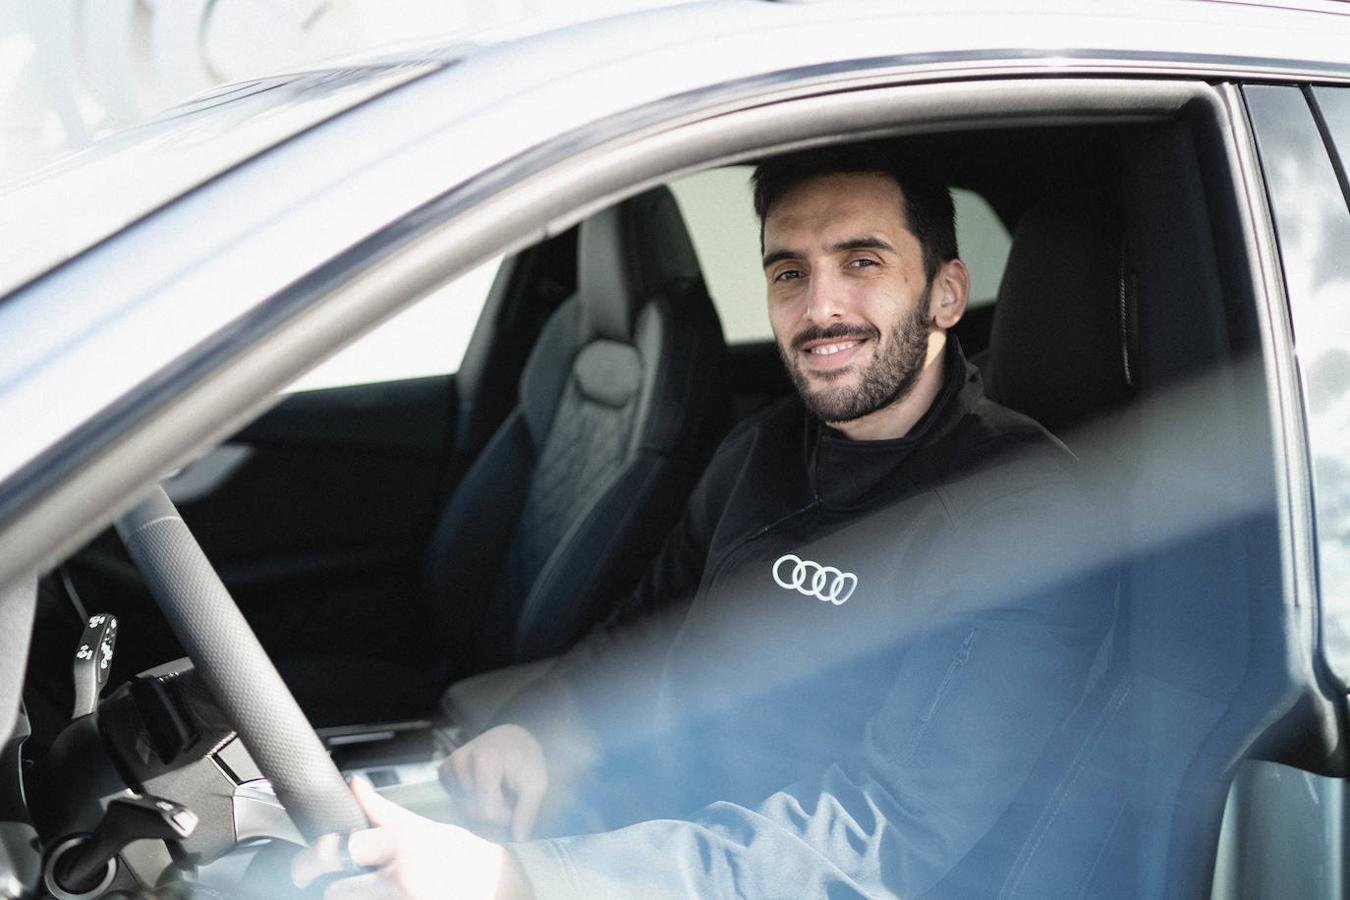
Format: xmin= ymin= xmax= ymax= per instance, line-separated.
xmin=506 ymin=342 xmax=1114 ymax=898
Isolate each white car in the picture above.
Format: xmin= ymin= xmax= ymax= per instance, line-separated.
xmin=3 ymin=0 xmax=1350 ymax=896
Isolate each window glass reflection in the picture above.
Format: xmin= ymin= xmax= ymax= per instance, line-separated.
xmin=1249 ymin=85 xmax=1350 ymax=679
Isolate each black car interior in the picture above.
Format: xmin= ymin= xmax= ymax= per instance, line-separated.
xmin=12 ymin=106 xmax=1342 ymax=897
xmin=277 ymin=185 xmax=729 ymax=727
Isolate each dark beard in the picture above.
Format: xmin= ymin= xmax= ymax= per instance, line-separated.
xmin=780 ymin=282 xmax=933 ymax=424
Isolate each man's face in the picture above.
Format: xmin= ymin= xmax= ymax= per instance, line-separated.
xmin=762 ymin=172 xmax=937 ymax=425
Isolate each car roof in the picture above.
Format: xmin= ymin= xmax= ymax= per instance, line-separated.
xmin=0 ymin=62 xmax=444 ymax=297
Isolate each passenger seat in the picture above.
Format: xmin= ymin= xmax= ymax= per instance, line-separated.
xmin=293 ymin=186 xmax=728 ymax=727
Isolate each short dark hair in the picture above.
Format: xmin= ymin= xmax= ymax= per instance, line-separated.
xmin=751 ymin=143 xmax=958 ymax=280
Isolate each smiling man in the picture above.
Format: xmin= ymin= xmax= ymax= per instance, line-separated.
xmin=294 ymin=144 xmax=1112 ymax=899
xmin=760 ymin=162 xmax=967 ymax=440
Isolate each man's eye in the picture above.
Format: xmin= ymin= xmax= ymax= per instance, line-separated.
xmin=848 ymin=258 xmax=878 ymax=269
xmin=774 ymin=269 xmax=804 ymax=282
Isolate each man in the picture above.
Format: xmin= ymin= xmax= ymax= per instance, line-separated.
xmin=294 ymin=145 xmax=1111 ymax=898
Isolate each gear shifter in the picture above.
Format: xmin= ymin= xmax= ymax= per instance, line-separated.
xmin=72 ymin=613 xmax=117 ymax=719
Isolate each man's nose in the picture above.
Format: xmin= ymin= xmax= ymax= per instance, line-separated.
xmin=803 ymin=270 xmax=846 ymax=323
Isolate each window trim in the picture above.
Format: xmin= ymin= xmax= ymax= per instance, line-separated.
xmin=1227 ymin=83 xmax=1322 ymax=623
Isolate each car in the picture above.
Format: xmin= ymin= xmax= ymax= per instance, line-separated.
xmin=4 ymin=0 xmax=1350 ymax=895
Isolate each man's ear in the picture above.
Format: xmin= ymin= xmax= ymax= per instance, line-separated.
xmin=931 ymin=258 xmax=970 ymax=329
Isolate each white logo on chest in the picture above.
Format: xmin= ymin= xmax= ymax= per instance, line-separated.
xmin=772 ymin=554 xmax=858 ymax=605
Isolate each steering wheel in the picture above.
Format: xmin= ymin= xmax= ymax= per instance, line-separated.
xmin=115 ymin=486 xmax=367 ymax=843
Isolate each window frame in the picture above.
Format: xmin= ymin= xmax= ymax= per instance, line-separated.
xmin=0 ymin=72 xmax=1304 ymax=683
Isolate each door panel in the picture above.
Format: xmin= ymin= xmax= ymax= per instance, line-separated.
xmin=188 ymin=375 xmax=451 ymax=570
xmin=175 ymin=374 xmax=454 ymax=660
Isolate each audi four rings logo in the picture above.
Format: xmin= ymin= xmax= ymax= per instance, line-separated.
xmin=772 ymin=554 xmax=858 ymax=605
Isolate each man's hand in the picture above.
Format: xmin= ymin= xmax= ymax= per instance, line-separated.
xmin=439 ymin=724 xmax=548 ymax=841
xmin=292 ymin=776 xmax=531 ymax=899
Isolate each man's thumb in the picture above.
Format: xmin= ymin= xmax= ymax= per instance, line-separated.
xmin=349 ymin=775 xmax=411 ymax=827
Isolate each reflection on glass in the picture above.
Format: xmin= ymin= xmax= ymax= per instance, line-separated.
xmin=0 ymin=63 xmax=434 ymax=296
xmin=1249 ymin=85 xmax=1350 ymax=681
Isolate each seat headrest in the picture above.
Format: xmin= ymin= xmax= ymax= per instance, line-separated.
xmin=985 ymin=191 xmax=1136 ymax=432
xmin=576 ymin=185 xmax=704 ymax=341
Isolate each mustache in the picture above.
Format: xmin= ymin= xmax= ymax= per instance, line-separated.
xmin=790 ymin=322 xmax=881 ymax=351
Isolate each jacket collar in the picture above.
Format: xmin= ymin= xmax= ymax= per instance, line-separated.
xmin=807 ymin=339 xmax=981 ymax=511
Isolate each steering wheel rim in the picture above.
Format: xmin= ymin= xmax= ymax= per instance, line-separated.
xmin=115 ymin=486 xmax=366 ymax=842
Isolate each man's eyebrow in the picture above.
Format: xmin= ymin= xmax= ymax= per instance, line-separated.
xmin=830 ymin=236 xmax=896 ymax=254
xmin=762 ymin=236 xmax=898 ymax=270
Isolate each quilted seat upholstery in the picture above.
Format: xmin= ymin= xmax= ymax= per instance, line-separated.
xmin=424 ymin=185 xmax=728 ymax=682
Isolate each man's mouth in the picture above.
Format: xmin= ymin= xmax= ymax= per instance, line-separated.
xmin=798 ymin=336 xmax=869 ymax=370
xmin=787 ymin=324 xmax=880 ymax=374
xmin=807 ymin=340 xmax=859 ymax=356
